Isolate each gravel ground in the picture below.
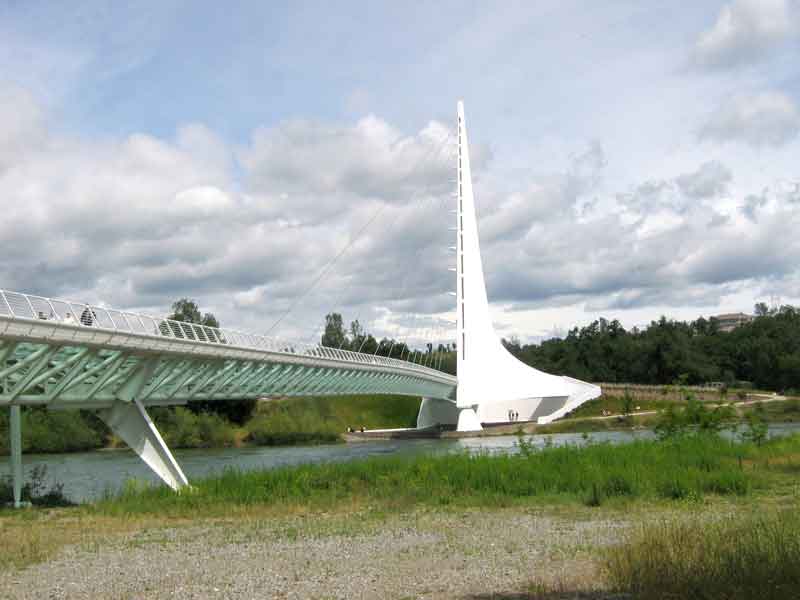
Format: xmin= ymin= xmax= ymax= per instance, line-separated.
xmin=0 ymin=509 xmax=627 ymax=599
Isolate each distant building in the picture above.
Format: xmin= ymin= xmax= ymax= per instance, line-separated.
xmin=711 ymin=312 xmax=754 ymax=333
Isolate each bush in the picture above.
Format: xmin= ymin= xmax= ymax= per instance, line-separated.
xmin=150 ymin=407 xmax=236 ymax=449
xmin=246 ymin=413 xmax=339 ymax=446
xmin=654 ymin=393 xmax=733 ymax=440
xmin=0 ymin=408 xmax=104 ymax=455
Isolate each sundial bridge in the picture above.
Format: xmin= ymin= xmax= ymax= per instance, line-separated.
xmin=1 ymin=103 xmax=600 ymax=506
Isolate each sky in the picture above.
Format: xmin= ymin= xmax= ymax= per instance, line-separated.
xmin=1 ymin=0 xmax=799 ymax=348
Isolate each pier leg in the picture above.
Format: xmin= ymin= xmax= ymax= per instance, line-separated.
xmin=417 ymin=397 xmax=459 ymax=429
xmin=456 ymin=407 xmax=483 ymax=432
xmin=9 ymin=405 xmax=22 ymax=508
xmin=98 ymin=398 xmax=188 ymax=491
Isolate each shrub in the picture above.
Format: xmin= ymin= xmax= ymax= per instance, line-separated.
xmin=246 ymin=413 xmax=339 ymax=446
xmin=0 ymin=465 xmax=73 ymax=507
xmin=0 ymin=408 xmax=104 ymax=454
xmin=151 ymin=407 xmax=236 ymax=449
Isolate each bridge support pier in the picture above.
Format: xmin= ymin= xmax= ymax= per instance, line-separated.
xmin=416 ymin=397 xmax=460 ymax=429
xmin=9 ymin=406 xmax=23 ymax=507
xmin=98 ymin=398 xmax=188 ymax=491
xmin=456 ymin=407 xmax=482 ymax=432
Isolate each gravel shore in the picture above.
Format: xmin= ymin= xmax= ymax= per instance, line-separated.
xmin=0 ymin=509 xmax=626 ymax=599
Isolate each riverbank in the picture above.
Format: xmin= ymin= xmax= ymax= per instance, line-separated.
xmin=0 ymin=394 xmax=422 ymax=455
xmin=1 ymin=433 xmax=797 ymax=598
xmin=3 ymin=390 xmax=799 ymax=455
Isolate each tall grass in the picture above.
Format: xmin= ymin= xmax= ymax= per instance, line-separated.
xmin=94 ymin=434 xmax=794 ymax=517
xmin=604 ymin=511 xmax=800 ymax=599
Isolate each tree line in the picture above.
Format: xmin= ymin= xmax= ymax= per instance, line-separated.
xmin=501 ymin=305 xmax=800 ymax=392
xmin=320 ymin=313 xmax=455 ymax=372
xmin=167 ymin=299 xmax=800 ymax=394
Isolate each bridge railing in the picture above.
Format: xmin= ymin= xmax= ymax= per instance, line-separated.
xmin=0 ymin=289 xmax=450 ymax=378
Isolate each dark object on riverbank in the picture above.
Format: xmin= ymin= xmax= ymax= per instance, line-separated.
xmin=343 ymin=424 xmax=448 ymax=441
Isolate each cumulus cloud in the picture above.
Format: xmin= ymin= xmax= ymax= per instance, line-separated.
xmin=480 ymin=141 xmax=606 ymax=242
xmin=617 ymin=161 xmax=732 ymax=216
xmin=240 ymin=116 xmax=462 ymax=217
xmin=693 ymin=0 xmax=798 ymax=69
xmin=0 ymin=86 xmax=46 ymax=171
xmin=699 ymin=91 xmax=800 ymax=147
xmin=1 ymin=81 xmax=799 ymax=346
xmin=675 ymin=161 xmax=733 ymax=199
xmin=0 ymin=87 xmax=467 ymax=344
xmin=481 ymin=157 xmax=800 ymax=313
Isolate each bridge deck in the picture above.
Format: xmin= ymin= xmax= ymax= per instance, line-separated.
xmin=0 ymin=289 xmax=456 ymax=408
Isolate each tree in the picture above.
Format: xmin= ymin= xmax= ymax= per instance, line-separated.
xmin=754 ymin=302 xmax=770 ymax=317
xmin=168 ymin=298 xmax=219 ymax=328
xmin=349 ymin=319 xmax=365 ymax=351
xmin=166 ymin=298 xmax=254 ymax=424
xmin=321 ymin=313 xmax=347 ymax=348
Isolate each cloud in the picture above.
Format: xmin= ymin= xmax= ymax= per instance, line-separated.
xmin=0 ymin=86 xmax=46 ymax=171
xmin=617 ymin=161 xmax=733 ymax=216
xmin=699 ymin=91 xmax=800 ymax=147
xmin=0 ymin=87 xmax=468 ymax=345
xmin=675 ymin=161 xmax=733 ymax=199
xmin=692 ymin=0 xmax=797 ymax=70
xmin=240 ymin=116 xmax=459 ymax=216
xmin=739 ymin=191 xmax=768 ymax=221
xmin=481 ymin=158 xmax=800 ymax=313
xmin=1 ymin=79 xmax=799 ymax=347
xmin=480 ymin=141 xmax=606 ymax=242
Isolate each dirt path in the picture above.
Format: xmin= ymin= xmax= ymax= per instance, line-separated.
xmin=0 ymin=509 xmax=626 ymax=599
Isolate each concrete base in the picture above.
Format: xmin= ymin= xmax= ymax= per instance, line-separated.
xmin=417 ymin=397 xmax=460 ymax=429
xmin=457 ymin=408 xmax=483 ymax=432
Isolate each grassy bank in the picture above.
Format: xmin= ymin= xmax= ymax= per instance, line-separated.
xmin=93 ymin=433 xmax=799 ymax=517
xmin=605 ymin=511 xmax=800 ymax=599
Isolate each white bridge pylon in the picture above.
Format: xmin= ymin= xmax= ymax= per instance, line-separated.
xmin=418 ymin=101 xmax=601 ymax=432
xmin=1 ymin=102 xmax=598 ymax=501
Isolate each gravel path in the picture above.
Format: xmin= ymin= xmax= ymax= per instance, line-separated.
xmin=0 ymin=509 xmax=626 ymax=599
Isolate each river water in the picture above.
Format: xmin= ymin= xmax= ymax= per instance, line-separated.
xmin=4 ymin=423 xmax=800 ymax=504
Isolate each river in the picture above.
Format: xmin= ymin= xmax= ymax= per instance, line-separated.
xmin=3 ymin=423 xmax=800 ymax=503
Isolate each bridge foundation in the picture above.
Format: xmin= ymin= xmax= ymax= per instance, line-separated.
xmin=417 ymin=397 xmax=460 ymax=429
xmin=456 ymin=407 xmax=482 ymax=432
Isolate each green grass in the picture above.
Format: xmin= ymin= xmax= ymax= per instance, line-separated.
xmin=91 ymin=433 xmax=800 ymax=518
xmin=604 ymin=510 xmax=800 ymax=599
xmin=740 ymin=397 xmax=800 ymax=423
xmin=567 ymin=394 xmax=673 ymax=419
